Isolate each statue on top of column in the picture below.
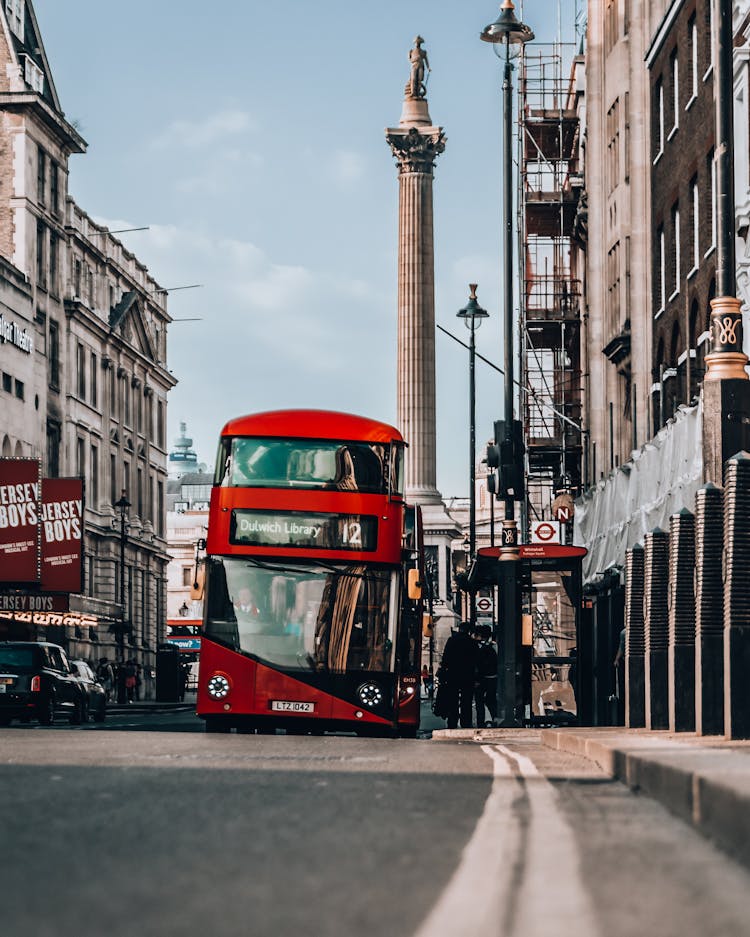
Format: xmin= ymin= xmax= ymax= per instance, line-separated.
xmin=407 ymin=36 xmax=430 ymax=99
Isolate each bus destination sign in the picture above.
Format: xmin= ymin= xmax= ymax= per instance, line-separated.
xmin=231 ymin=510 xmax=378 ymax=552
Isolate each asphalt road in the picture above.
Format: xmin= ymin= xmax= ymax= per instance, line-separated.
xmin=1 ymin=712 xmax=749 ymax=937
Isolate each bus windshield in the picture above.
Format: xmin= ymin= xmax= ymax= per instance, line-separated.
xmin=204 ymin=557 xmax=396 ymax=674
xmin=215 ymin=437 xmax=401 ymax=494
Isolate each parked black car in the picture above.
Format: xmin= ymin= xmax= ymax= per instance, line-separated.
xmin=70 ymin=659 xmax=107 ymax=722
xmin=0 ymin=641 xmax=84 ymax=726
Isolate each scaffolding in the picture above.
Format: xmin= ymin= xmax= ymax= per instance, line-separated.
xmin=518 ymin=20 xmax=584 ymax=531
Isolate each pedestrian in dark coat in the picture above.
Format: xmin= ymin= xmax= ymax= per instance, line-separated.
xmin=439 ymin=622 xmax=479 ymax=729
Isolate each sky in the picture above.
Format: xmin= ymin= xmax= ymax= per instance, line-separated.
xmin=34 ymin=0 xmax=582 ymax=496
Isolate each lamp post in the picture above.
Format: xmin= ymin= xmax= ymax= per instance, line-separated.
xmin=114 ymin=490 xmax=131 ymax=703
xmin=481 ymin=0 xmax=534 ymax=727
xmin=457 ymin=284 xmax=489 ymax=626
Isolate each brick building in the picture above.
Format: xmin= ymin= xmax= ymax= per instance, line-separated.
xmin=648 ymin=0 xmax=717 ymax=428
xmin=0 ymin=0 xmax=175 ymax=686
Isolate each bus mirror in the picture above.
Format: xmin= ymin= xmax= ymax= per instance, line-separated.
xmin=422 ymin=613 xmax=434 ymax=638
xmin=407 ymin=568 xmax=422 ymax=600
xmin=190 ymin=562 xmax=206 ymax=601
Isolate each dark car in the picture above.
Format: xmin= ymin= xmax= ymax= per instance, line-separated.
xmin=70 ymin=659 xmax=107 ymax=722
xmin=0 ymin=641 xmax=84 ymax=726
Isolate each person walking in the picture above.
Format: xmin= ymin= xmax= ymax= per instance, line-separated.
xmin=474 ymin=625 xmax=498 ymax=727
xmin=438 ymin=622 xmax=478 ymax=729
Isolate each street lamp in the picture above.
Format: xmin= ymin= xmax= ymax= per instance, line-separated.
xmin=481 ymin=0 xmax=534 ymax=726
xmin=457 ymin=283 xmax=489 ymax=626
xmin=114 ymin=490 xmax=131 ymax=702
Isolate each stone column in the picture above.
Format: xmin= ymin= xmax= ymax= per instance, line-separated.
xmin=668 ymin=508 xmax=695 ymax=732
xmin=644 ymin=528 xmax=669 ymax=730
xmin=386 ymin=92 xmax=445 ymax=504
xmin=723 ymin=452 xmax=750 ymax=738
xmin=624 ymin=543 xmax=645 ymax=728
xmin=694 ymin=483 xmax=724 ymax=735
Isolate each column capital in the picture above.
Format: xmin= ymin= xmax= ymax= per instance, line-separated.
xmin=385 ymin=125 xmax=446 ymax=175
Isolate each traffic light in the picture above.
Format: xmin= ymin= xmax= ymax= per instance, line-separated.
xmin=492 ymin=419 xmax=525 ymax=502
xmin=486 ymin=436 xmax=501 ymax=495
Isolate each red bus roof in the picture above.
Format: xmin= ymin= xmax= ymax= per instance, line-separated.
xmin=219 ymin=409 xmax=405 ymax=445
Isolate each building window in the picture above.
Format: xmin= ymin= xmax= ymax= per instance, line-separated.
xmin=77 ymin=343 xmax=86 ymax=400
xmin=76 ymin=437 xmax=85 ymax=478
xmin=671 ymin=205 xmax=680 ymax=296
xmin=110 ymin=453 xmax=117 ymax=505
xmin=109 ymin=366 xmax=116 ymax=414
xmin=87 ymin=265 xmax=94 ymax=306
xmin=606 ymin=98 xmax=620 ymax=194
xmin=6 ymin=1 xmax=24 ymax=41
xmin=91 ymin=444 xmax=99 ymax=507
xmin=654 ymin=79 xmax=664 ymax=160
xmin=658 ymin=226 xmax=666 ymax=313
xmin=2 ymin=371 xmax=11 ymax=393
xmin=74 ymin=259 xmax=82 ymax=297
xmin=49 ymin=233 xmax=57 ymax=294
xmin=36 ymin=220 xmax=46 ymax=287
xmin=137 ymin=466 xmax=143 ymax=517
xmin=90 ymin=352 xmax=98 ymax=407
xmin=157 ymin=400 xmax=164 ymax=448
xmin=671 ymin=51 xmax=679 ymax=132
xmin=46 ymin=421 xmax=60 ymax=478
xmin=123 ymin=377 xmax=130 ymax=425
xmin=688 ymin=16 xmax=698 ymax=103
xmin=124 ymin=462 xmax=130 ymax=499
xmin=23 ymin=55 xmax=43 ymax=94
xmin=182 ymin=567 xmax=193 ymax=587
xmin=14 ymin=379 xmax=24 ymax=401
xmin=691 ymin=177 xmax=699 ymax=269
xmin=37 ymin=145 xmax=45 ymax=206
xmin=50 ymin=162 xmax=59 ymax=215
xmin=705 ymin=0 xmax=714 ymax=77
xmin=149 ymin=473 xmax=154 ymax=523
xmin=48 ymin=319 xmax=59 ymax=390
xmin=157 ymin=481 xmax=164 ymax=537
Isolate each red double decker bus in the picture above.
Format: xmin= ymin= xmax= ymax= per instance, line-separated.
xmin=196 ymin=409 xmax=424 ymax=737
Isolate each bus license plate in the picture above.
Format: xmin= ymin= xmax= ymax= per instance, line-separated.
xmin=270 ymin=700 xmax=315 ymax=713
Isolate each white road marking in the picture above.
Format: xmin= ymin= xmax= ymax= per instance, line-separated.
xmin=410 ymin=746 xmax=520 ymax=937
xmin=412 ymin=742 xmax=599 ymax=937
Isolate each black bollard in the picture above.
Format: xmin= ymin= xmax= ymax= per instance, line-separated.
xmin=695 ymin=483 xmax=724 ymax=735
xmin=625 ymin=543 xmax=645 ymax=728
xmin=668 ymin=508 xmax=695 ymax=732
xmin=644 ymin=528 xmax=669 ymax=730
xmin=723 ymin=452 xmax=750 ymax=739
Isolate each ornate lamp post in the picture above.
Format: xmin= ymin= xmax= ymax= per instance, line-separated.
xmin=481 ymin=0 xmax=534 ymax=726
xmin=457 ymin=284 xmax=489 ymax=626
xmin=113 ymin=490 xmax=131 ymax=703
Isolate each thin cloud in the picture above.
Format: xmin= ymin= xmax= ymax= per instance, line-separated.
xmin=151 ymin=109 xmax=256 ymax=150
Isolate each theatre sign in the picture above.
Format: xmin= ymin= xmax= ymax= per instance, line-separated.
xmin=0 ymin=459 xmax=83 ymax=615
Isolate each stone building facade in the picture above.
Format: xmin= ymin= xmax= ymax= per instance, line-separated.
xmin=0 ymin=1 xmax=174 ymax=685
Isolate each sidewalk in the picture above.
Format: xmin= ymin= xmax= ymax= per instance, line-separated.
xmin=432 ymin=725 xmax=750 ymax=870
xmin=107 ymin=695 xmax=196 ymax=716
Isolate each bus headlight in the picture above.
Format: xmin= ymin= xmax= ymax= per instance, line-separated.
xmin=207 ymin=674 xmax=231 ymax=700
xmin=357 ymin=682 xmax=383 ymax=708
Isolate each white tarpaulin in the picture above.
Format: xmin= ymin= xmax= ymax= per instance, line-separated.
xmin=574 ymin=401 xmax=703 ymax=584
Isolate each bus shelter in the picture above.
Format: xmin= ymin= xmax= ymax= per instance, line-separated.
xmin=474 ymin=545 xmax=587 ymax=726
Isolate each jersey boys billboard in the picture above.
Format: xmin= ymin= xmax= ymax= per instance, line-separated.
xmin=0 ymin=460 xmax=83 ymax=593
xmin=0 ymin=459 xmax=41 ymax=582
xmin=40 ymin=478 xmax=84 ymax=593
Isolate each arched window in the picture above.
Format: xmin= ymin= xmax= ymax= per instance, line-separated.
xmin=1 ymin=436 xmax=11 ymax=458
xmin=689 ymin=299 xmax=701 ymax=400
